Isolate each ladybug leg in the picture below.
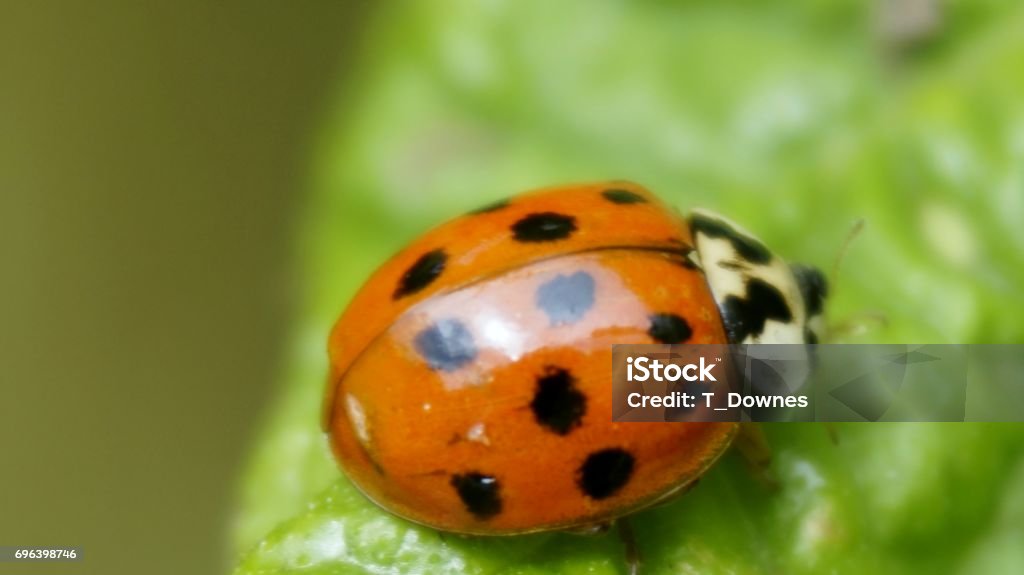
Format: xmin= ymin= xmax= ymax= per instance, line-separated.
xmin=616 ymin=517 xmax=641 ymax=575
xmin=734 ymin=422 xmax=779 ymax=491
xmin=823 ymin=422 xmax=840 ymax=445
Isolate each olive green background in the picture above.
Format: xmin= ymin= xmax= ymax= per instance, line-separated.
xmin=1 ymin=2 xmax=354 ymax=575
xmin=4 ymin=2 xmax=1024 ymax=575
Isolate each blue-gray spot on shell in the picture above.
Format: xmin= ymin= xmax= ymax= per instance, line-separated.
xmin=414 ymin=319 xmax=477 ymax=371
xmin=535 ymin=271 xmax=596 ymax=325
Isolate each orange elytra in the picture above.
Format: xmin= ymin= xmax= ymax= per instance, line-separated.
xmin=323 ymin=182 xmax=826 ymax=535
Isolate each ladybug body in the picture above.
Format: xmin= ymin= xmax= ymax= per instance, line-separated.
xmin=324 ymin=183 xmax=825 ymax=535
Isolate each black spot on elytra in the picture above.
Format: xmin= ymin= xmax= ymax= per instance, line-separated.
xmin=664 ymin=378 xmax=710 ymax=421
xmin=720 ymin=278 xmax=793 ymax=343
xmin=790 ymin=264 xmax=828 ymax=317
xmin=691 ymin=213 xmax=772 ymax=264
xmin=394 ymin=249 xmax=447 ymax=299
xmin=578 ymin=448 xmax=635 ymax=500
xmin=414 ymin=319 xmax=477 ymax=371
xmin=648 ymin=313 xmax=693 ymax=344
xmin=535 ymin=271 xmax=595 ymax=325
xmin=530 ymin=367 xmax=586 ymax=435
xmin=451 ymin=472 xmax=502 ymax=519
xmin=511 ymin=212 xmax=577 ymax=242
xmin=602 ymin=189 xmax=647 ymax=204
xmin=468 ymin=198 xmax=510 ymax=215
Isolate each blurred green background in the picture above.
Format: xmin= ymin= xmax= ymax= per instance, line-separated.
xmin=4 ymin=1 xmax=1024 ymax=575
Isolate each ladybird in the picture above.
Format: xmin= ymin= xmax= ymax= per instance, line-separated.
xmin=323 ymin=182 xmax=826 ymax=538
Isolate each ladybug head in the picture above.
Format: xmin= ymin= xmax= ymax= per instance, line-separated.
xmin=688 ymin=209 xmax=828 ymax=345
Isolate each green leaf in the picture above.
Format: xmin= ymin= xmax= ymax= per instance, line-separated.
xmin=232 ymin=1 xmax=1024 ymax=573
